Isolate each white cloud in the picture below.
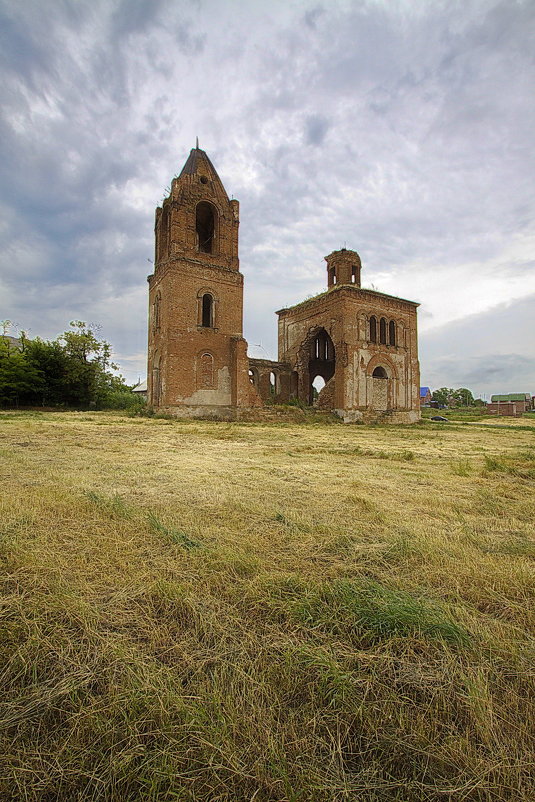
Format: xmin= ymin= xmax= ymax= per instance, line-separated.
xmin=0 ymin=0 xmax=534 ymax=390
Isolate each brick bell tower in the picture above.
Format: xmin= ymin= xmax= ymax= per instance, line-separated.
xmin=147 ymin=145 xmax=251 ymax=418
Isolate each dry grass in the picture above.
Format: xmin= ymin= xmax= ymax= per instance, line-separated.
xmin=0 ymin=410 xmax=534 ymax=801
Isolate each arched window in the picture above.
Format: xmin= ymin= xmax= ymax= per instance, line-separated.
xmin=248 ymin=368 xmax=258 ymax=386
xmin=153 ymin=291 xmax=161 ymax=331
xmin=159 ymin=206 xmax=169 ymax=261
xmin=269 ymin=371 xmax=279 ymax=396
xmin=379 ymin=317 xmax=387 ymax=345
xmin=196 ymin=202 xmax=216 ymax=253
xmin=370 ymin=316 xmax=377 ymax=343
xmin=330 ymin=268 xmax=336 ymax=285
xmin=351 ymin=265 xmax=357 ymax=284
xmin=372 ymin=366 xmax=387 ymax=378
xmin=198 ymin=352 xmax=214 ymax=388
xmin=389 ymin=320 xmax=396 ymax=346
xmin=201 ymin=293 xmax=213 ymax=328
xmin=313 ymin=331 xmax=332 ymax=360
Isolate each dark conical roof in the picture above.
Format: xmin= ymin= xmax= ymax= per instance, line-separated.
xmin=178 ymin=147 xmax=220 ymax=179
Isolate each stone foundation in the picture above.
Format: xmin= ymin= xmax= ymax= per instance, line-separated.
xmin=335 ymin=408 xmax=421 ymax=424
xmin=159 ymin=405 xmax=239 ymax=421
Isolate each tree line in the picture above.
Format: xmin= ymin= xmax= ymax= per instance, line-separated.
xmin=431 ymin=387 xmax=483 ymax=407
xmin=0 ymin=321 xmax=143 ymax=409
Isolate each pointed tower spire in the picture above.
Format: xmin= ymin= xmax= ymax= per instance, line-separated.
xmin=196 ymin=136 xmax=199 ymax=149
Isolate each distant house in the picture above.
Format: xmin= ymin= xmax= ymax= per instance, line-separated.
xmin=132 ymin=379 xmax=147 ymax=399
xmin=420 ymin=386 xmax=432 ymax=405
xmin=487 ymin=393 xmax=532 ymax=417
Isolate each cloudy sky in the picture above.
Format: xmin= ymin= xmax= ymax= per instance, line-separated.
xmin=1 ymin=0 xmax=534 ymax=398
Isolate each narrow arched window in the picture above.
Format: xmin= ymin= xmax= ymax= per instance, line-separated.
xmin=380 ymin=317 xmax=387 ymax=345
xmin=351 ymin=265 xmax=357 ymax=284
xmin=372 ymin=366 xmax=387 ymax=378
xmin=389 ymin=320 xmax=396 ymax=346
xmin=201 ymin=293 xmax=213 ymax=327
xmin=370 ymin=316 xmax=377 ymax=343
xmin=196 ymin=202 xmax=216 ymax=253
xmin=153 ymin=292 xmax=161 ymax=331
xmin=159 ymin=206 xmax=169 ymax=261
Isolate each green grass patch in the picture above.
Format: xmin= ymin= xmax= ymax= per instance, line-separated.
xmin=147 ymin=512 xmax=201 ymax=549
xmin=293 ymin=579 xmax=470 ymax=646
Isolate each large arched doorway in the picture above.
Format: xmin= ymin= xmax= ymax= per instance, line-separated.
xmin=371 ymin=365 xmax=388 ymax=411
xmin=308 ymin=329 xmax=335 ymax=405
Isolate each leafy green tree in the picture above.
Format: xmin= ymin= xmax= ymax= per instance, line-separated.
xmin=24 ymin=338 xmax=70 ymax=406
xmin=431 ymin=387 xmax=454 ymax=407
xmin=452 ymin=388 xmax=475 ymax=407
xmin=1 ymin=321 xmax=143 ymax=410
xmin=0 ymin=331 xmax=44 ymax=406
xmin=58 ymin=322 xmax=113 ymax=407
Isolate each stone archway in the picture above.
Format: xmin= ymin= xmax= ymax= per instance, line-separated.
xmin=297 ymin=327 xmax=336 ymax=405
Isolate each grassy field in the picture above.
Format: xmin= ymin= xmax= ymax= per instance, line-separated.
xmin=0 ymin=411 xmax=534 ymax=801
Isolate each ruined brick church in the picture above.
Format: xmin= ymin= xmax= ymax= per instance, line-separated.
xmin=147 ymin=146 xmax=420 ymax=423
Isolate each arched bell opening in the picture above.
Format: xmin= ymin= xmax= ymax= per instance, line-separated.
xmin=196 ymin=201 xmax=217 ymax=254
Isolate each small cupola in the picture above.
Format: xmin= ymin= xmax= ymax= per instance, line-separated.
xmin=325 ymin=248 xmax=361 ymax=288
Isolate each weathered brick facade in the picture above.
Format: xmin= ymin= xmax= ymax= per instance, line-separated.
xmin=147 ymin=148 xmax=420 ymax=423
xmin=147 ymin=148 xmax=252 ymax=419
xmin=276 ymin=250 xmax=420 ymax=423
